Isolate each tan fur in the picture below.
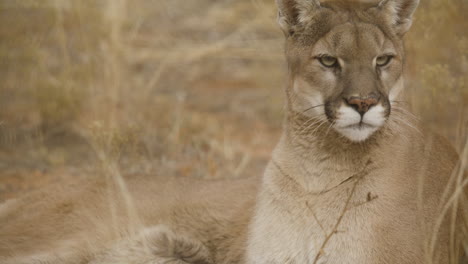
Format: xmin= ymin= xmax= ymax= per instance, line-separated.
xmin=0 ymin=175 xmax=258 ymax=263
xmin=0 ymin=0 xmax=466 ymax=263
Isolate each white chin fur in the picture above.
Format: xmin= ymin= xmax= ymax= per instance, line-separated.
xmin=335 ymin=126 xmax=379 ymax=142
xmin=333 ymin=105 xmax=386 ymax=142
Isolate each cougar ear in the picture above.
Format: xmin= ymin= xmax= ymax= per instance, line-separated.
xmin=377 ymin=0 xmax=420 ymax=36
xmin=276 ymin=0 xmax=321 ymax=36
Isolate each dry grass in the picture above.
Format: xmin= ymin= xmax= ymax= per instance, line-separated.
xmin=0 ymin=0 xmax=466 ymax=261
xmin=0 ymin=0 xmax=286 ymax=198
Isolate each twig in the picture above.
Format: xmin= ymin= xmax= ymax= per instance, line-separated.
xmin=312 ymin=172 xmax=365 ymax=264
xmin=306 ymin=201 xmax=327 ymax=236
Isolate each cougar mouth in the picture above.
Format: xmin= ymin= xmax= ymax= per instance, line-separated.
xmin=334 ymin=123 xmax=380 ymax=142
xmin=341 ymin=123 xmax=376 ymax=130
xmin=330 ymin=104 xmax=389 ymax=142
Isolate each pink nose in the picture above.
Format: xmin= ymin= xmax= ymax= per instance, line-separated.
xmin=346 ymin=95 xmax=379 ymax=115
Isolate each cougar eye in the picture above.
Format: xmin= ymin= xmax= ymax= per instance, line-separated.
xmin=318 ymin=56 xmax=338 ymax=68
xmin=376 ymin=55 xmax=393 ymax=67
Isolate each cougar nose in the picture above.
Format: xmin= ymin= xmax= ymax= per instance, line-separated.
xmin=346 ymin=94 xmax=380 ymax=115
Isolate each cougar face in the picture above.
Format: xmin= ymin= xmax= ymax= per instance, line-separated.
xmin=280 ymin=0 xmax=418 ymax=142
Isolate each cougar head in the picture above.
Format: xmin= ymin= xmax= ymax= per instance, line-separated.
xmin=277 ymin=0 xmax=419 ymax=142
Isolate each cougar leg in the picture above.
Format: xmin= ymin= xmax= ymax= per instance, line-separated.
xmin=89 ymin=225 xmax=213 ymax=264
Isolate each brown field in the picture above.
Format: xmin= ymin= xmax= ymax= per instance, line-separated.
xmin=0 ymin=0 xmax=466 ymax=218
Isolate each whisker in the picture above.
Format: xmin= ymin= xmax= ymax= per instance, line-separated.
xmin=387 ymin=119 xmax=411 ymax=142
xmin=296 ymin=116 xmax=324 ymax=132
xmin=311 ymin=119 xmax=329 ymax=136
xmin=390 ymin=100 xmax=408 ymax=104
xmin=297 ymin=117 xmax=327 ymax=136
xmin=301 ymin=104 xmax=325 ymax=114
xmin=288 ymin=115 xmax=327 ymax=143
xmin=391 ymin=110 xmax=419 ymax=123
xmin=325 ymin=120 xmax=336 ymax=136
xmin=392 ymin=106 xmax=419 ymax=117
xmin=391 ymin=114 xmax=423 ymax=136
xmin=292 ymin=115 xmax=324 ymax=131
xmin=392 ymin=107 xmax=420 ymax=122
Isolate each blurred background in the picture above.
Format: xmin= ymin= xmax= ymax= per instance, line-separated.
xmin=0 ymin=0 xmax=467 ymax=201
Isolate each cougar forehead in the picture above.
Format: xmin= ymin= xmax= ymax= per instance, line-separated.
xmin=314 ymin=23 xmax=392 ymax=60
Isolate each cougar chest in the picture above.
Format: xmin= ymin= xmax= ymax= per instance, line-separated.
xmin=247 ymin=169 xmax=385 ymax=264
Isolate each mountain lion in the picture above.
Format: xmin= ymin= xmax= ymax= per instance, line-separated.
xmin=0 ymin=0 xmax=466 ymax=263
